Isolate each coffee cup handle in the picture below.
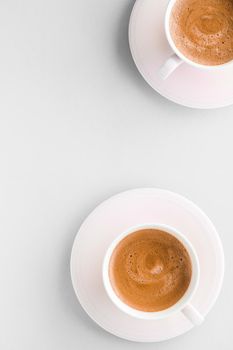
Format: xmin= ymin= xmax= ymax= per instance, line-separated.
xmin=158 ymin=53 xmax=183 ymax=80
xmin=182 ymin=304 xmax=204 ymax=326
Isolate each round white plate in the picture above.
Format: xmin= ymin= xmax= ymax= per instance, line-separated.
xmin=70 ymin=188 xmax=224 ymax=342
xmin=129 ymin=0 xmax=233 ymax=109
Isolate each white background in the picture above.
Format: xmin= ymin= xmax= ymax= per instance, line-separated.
xmin=0 ymin=0 xmax=233 ymax=349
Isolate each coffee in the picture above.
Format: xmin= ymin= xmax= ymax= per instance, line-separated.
xmin=109 ymin=229 xmax=192 ymax=312
xmin=170 ymin=0 xmax=233 ymax=65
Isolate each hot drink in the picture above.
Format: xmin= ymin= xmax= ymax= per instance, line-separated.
xmin=109 ymin=229 xmax=192 ymax=312
xmin=170 ymin=0 xmax=233 ymax=65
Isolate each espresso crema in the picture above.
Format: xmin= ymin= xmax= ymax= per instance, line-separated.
xmin=170 ymin=0 xmax=233 ymax=65
xmin=109 ymin=229 xmax=192 ymax=312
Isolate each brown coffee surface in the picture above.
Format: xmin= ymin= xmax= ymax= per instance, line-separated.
xmin=170 ymin=0 xmax=233 ymax=65
xmin=109 ymin=229 xmax=192 ymax=312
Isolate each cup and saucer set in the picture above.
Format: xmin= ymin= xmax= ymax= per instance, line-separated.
xmin=70 ymin=188 xmax=224 ymax=342
xmin=129 ymin=0 xmax=233 ymax=109
xmin=71 ymin=0 xmax=228 ymax=343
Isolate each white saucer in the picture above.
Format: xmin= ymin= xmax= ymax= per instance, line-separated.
xmin=129 ymin=0 xmax=233 ymax=109
xmin=70 ymin=188 xmax=224 ymax=342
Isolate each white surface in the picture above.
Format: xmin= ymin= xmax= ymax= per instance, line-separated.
xmin=0 ymin=0 xmax=233 ymax=349
xmin=70 ymin=189 xmax=224 ymax=342
xmin=129 ymin=0 xmax=233 ymax=108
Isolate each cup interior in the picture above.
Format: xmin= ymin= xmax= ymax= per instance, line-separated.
xmin=102 ymin=223 xmax=200 ymax=320
xmin=165 ymin=0 xmax=233 ymax=69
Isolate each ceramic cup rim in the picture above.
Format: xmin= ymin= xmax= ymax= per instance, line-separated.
xmin=164 ymin=0 xmax=233 ymax=70
xmin=102 ymin=223 xmax=200 ymax=320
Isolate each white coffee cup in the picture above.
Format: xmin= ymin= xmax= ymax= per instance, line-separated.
xmin=103 ymin=223 xmax=204 ymax=325
xmin=159 ymin=0 xmax=233 ymax=79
